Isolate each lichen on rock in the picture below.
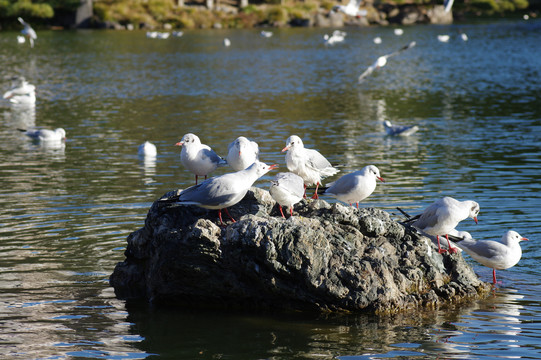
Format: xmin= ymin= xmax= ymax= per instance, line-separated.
xmin=110 ymin=187 xmax=491 ymax=314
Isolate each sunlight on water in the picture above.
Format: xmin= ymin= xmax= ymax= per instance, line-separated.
xmin=0 ymin=19 xmax=540 ymax=359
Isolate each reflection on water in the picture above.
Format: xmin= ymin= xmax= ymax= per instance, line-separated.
xmin=0 ymin=20 xmax=540 ymax=359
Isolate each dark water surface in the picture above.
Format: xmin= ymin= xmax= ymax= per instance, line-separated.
xmin=1 ymin=19 xmax=540 ymax=359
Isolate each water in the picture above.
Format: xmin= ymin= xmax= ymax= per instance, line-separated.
xmin=1 ymin=19 xmax=540 ymax=359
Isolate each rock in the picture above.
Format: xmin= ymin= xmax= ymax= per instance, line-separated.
xmin=427 ymin=5 xmax=453 ymax=24
xmin=110 ymin=188 xmax=491 ymax=314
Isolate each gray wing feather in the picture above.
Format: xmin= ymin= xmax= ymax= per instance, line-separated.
xmin=305 ymin=148 xmax=332 ymax=170
xmin=325 ymin=173 xmax=358 ymax=195
xmin=456 ymin=240 xmax=504 ymax=260
xmin=412 ymin=203 xmax=441 ymax=230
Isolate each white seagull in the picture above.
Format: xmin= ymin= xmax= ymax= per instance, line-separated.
xmin=260 ymin=31 xmax=273 ymax=38
xmin=323 ymin=31 xmax=346 ymax=45
xmin=394 ymin=28 xmax=404 ymax=36
xmin=282 ymin=135 xmax=340 ymax=199
xmin=324 ymin=165 xmax=384 ymax=208
xmin=138 ymin=141 xmax=157 ymax=157
xmin=3 ymin=76 xmax=36 ymax=106
xmin=223 ymin=38 xmax=231 ymax=47
xmin=454 ymin=230 xmax=528 ymax=284
xmin=19 ymin=127 xmax=66 ymax=143
xmin=437 ymin=34 xmax=450 ymax=42
xmin=383 ymin=120 xmax=419 ymax=136
xmin=269 ymin=172 xmax=305 ymax=218
xmin=175 ymin=133 xmax=226 ymax=185
xmin=332 ymin=0 xmax=367 ymax=17
xmin=409 ymin=196 xmax=480 ymax=254
xmin=358 ymin=41 xmax=416 ymax=83
xmin=226 ymin=136 xmax=259 ymax=171
xmin=167 ymin=161 xmax=278 ymax=225
xmin=18 ymin=17 xmax=37 ymax=48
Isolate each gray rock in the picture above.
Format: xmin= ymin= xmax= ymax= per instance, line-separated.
xmin=110 ymin=188 xmax=491 ymax=313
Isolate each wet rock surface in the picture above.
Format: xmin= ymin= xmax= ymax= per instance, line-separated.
xmin=110 ymin=187 xmax=491 ymax=314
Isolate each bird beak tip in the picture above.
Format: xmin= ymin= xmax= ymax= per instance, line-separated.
xmin=378 ymin=177 xmax=385 ymax=183
xmin=474 ymin=217 xmax=478 ymax=224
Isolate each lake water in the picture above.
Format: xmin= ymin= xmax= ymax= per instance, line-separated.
xmin=1 ymin=19 xmax=540 ymax=359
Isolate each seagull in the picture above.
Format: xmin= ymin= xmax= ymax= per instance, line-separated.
xmin=165 ymin=161 xmax=278 ymax=225
xmin=332 ymin=0 xmax=367 ymax=17
xmin=394 ymin=28 xmax=404 ymax=36
xmin=226 ymin=136 xmax=259 ymax=171
xmin=358 ymin=41 xmax=416 ymax=83
xmin=3 ymin=76 xmax=36 ymax=105
xmin=460 ymin=32 xmax=468 ymax=41
xmin=19 ymin=128 xmax=66 ymax=143
xmin=172 ymin=31 xmax=184 ymax=37
xmin=223 ymin=38 xmax=231 ymax=47
xmin=453 ymin=230 xmax=528 ymax=284
xmin=323 ymin=31 xmax=346 ymax=45
xmin=269 ymin=172 xmax=305 ymax=218
xmin=406 ymin=196 xmax=480 ymax=254
xmin=282 ymin=135 xmax=340 ymax=199
xmin=383 ymin=120 xmax=419 ymax=136
xmin=260 ymin=31 xmax=273 ymax=38
xmin=437 ymin=34 xmax=450 ymax=42
xmin=175 ymin=133 xmax=227 ymax=185
xmin=18 ymin=17 xmax=37 ymax=48
xmin=373 ymin=36 xmax=382 ymax=44
xmin=138 ymin=141 xmax=157 ymax=157
xmin=324 ymin=165 xmax=384 ymax=208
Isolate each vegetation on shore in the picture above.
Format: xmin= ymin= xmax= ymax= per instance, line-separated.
xmin=0 ymin=0 xmax=536 ymax=30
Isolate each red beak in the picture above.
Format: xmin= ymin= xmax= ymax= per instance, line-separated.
xmin=281 ymin=145 xmax=290 ymax=152
xmin=269 ymin=164 xmax=279 ymax=170
xmin=473 ymin=217 xmax=478 ymax=224
xmin=377 ymin=177 xmax=385 ymax=183
xmin=175 ymin=141 xmax=183 ymax=146
xmin=522 ymin=237 xmax=529 ymax=241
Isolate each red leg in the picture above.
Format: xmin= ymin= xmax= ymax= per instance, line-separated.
xmin=493 ymin=269 xmax=497 ymax=284
xmin=279 ymin=206 xmax=285 ymax=218
xmin=446 ymin=234 xmax=458 ymax=254
xmin=437 ymin=235 xmax=447 ymax=254
xmin=356 ymin=203 xmax=359 ymax=209
xmin=223 ymin=208 xmax=236 ymax=223
xmin=303 ymin=184 xmax=307 ymax=199
xmin=218 ymin=209 xmax=225 ymax=226
xmin=290 ymin=206 xmax=293 ymax=217
xmin=311 ymin=183 xmax=320 ymax=199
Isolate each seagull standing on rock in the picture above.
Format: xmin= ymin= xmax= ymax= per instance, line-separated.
xmin=176 ymin=133 xmax=226 ymax=185
xmin=165 ymin=161 xmax=278 ymax=226
xmin=282 ymin=135 xmax=340 ymax=199
xmin=269 ymin=172 xmax=305 ymax=218
xmin=453 ymin=230 xmax=528 ymax=284
xmin=226 ymin=136 xmax=259 ymax=171
xmin=406 ymin=196 xmax=480 ymax=254
xmin=324 ymin=165 xmax=384 ymax=208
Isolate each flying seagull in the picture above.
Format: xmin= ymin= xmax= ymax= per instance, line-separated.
xmin=358 ymin=41 xmax=416 ymax=83
xmin=332 ymin=0 xmax=367 ymax=17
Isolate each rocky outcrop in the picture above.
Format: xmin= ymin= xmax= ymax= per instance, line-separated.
xmin=110 ymin=187 xmax=490 ymax=314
